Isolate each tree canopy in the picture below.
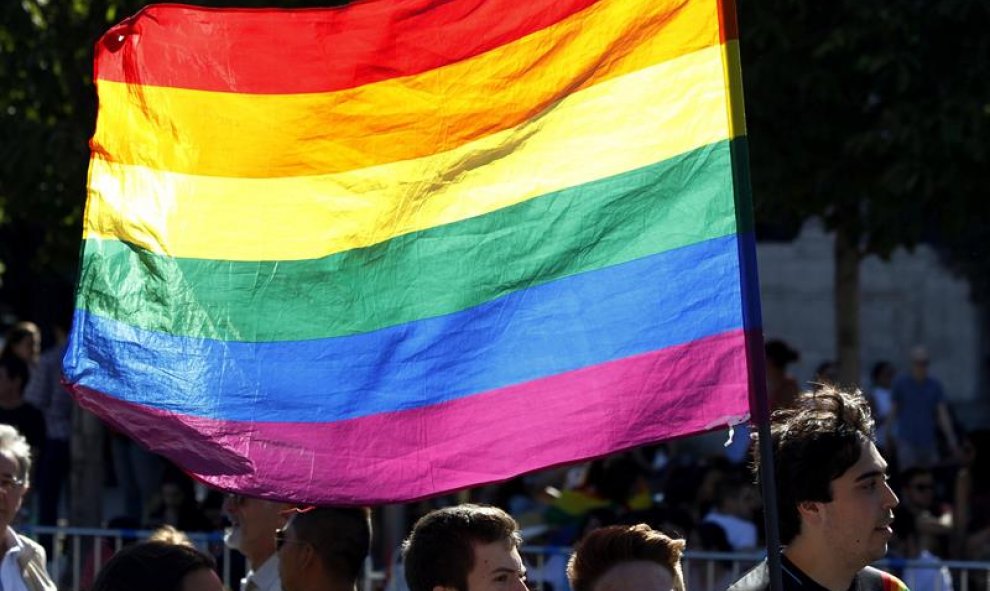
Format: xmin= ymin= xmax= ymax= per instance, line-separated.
xmin=740 ymin=0 xmax=989 ymax=261
xmin=1 ymin=0 xmax=988 ymax=324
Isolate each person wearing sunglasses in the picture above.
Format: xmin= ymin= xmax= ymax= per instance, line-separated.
xmin=898 ymin=467 xmax=953 ymax=554
xmin=275 ymin=507 xmax=371 ymax=591
xmin=222 ymin=494 xmax=292 ymax=591
xmin=0 ymin=424 xmax=55 ymax=591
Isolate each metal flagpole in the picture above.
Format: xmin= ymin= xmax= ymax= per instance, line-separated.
xmin=718 ymin=0 xmax=784 ymax=586
xmin=747 ymin=333 xmax=784 ymax=591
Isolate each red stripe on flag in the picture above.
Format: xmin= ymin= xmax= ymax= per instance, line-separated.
xmin=95 ymin=0 xmax=600 ymax=94
xmin=717 ymin=0 xmax=740 ymax=44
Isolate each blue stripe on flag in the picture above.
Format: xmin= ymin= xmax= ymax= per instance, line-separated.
xmin=64 ymin=233 xmax=752 ymax=422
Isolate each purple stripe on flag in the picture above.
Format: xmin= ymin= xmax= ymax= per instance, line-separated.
xmin=68 ymin=329 xmax=751 ymax=504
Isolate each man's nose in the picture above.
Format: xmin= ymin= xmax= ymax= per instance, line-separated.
xmin=883 ymin=481 xmax=899 ymax=509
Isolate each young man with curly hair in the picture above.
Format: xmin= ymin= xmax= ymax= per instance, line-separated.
xmin=729 ymin=387 xmax=908 ymax=591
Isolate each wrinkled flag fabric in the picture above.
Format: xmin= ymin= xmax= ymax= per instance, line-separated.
xmin=64 ymin=0 xmax=763 ymax=504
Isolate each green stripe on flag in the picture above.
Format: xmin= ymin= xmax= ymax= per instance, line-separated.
xmin=78 ymin=140 xmax=739 ymax=342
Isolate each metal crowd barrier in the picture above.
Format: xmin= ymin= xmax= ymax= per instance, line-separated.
xmin=17 ymin=528 xmax=990 ymax=591
xmin=520 ymin=547 xmax=990 ymax=591
xmin=23 ymin=525 xmax=231 ymax=591
xmin=24 ymin=525 xmax=385 ymax=591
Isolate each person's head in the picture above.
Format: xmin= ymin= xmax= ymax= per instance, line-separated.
xmin=91 ymin=541 xmax=223 ymax=591
xmin=0 ymin=425 xmax=31 ymax=531
xmin=403 ymin=504 xmax=525 ymax=591
xmin=277 ymin=506 xmax=371 ymax=591
xmin=899 ymin=467 xmax=935 ymax=512
xmin=753 ymin=387 xmax=898 ymax=568
xmin=222 ymin=493 xmax=291 ymax=567
xmin=567 ymin=524 xmax=685 ymax=591
xmin=890 ymin=506 xmax=920 ymax=559
xmin=147 ymin=525 xmax=194 ymax=547
xmin=963 ymin=429 xmax=990 ymax=493
xmin=160 ymin=484 xmax=184 ymax=511
xmin=871 ymin=361 xmax=895 ymax=389
xmin=765 ymin=339 xmax=799 ymax=372
xmin=1 ymin=322 xmax=40 ymax=364
xmin=0 ymin=355 xmax=28 ymax=401
xmin=812 ymin=361 xmax=838 ymax=388
xmin=910 ymin=346 xmax=930 ymax=380
xmin=695 ymin=522 xmax=732 ymax=553
xmin=713 ymin=475 xmax=759 ymax=520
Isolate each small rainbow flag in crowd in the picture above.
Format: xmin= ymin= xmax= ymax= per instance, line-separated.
xmin=64 ymin=0 xmax=762 ymax=504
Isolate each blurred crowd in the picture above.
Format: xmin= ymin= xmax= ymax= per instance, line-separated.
xmin=1 ymin=318 xmax=990 ymax=590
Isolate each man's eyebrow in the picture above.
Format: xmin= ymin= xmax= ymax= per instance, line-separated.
xmin=854 ymin=469 xmax=887 ymax=483
xmin=490 ymin=566 xmax=525 ymax=575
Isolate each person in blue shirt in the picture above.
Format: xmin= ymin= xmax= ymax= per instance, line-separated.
xmin=887 ymin=346 xmax=960 ymax=469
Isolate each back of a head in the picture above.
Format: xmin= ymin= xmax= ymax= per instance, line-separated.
xmin=764 ymin=339 xmax=799 ymax=369
xmin=713 ymin=474 xmax=748 ymax=512
xmin=291 ymin=506 xmax=372 ymax=585
xmin=0 ymin=354 xmax=29 ymax=390
xmin=751 ymin=386 xmax=875 ymax=544
xmin=567 ymin=524 xmax=685 ymax=591
xmin=91 ymin=541 xmax=217 ymax=591
xmin=402 ymin=504 xmax=521 ymax=591
xmin=147 ymin=525 xmax=194 ymax=547
xmin=871 ymin=361 xmax=892 ymax=384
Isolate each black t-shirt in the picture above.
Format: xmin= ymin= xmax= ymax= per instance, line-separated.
xmin=728 ymin=554 xmax=909 ymax=591
xmin=0 ymin=403 xmax=47 ymax=456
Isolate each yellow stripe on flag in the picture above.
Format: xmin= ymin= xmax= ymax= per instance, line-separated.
xmin=85 ymin=45 xmax=737 ymax=262
xmin=92 ymin=0 xmax=721 ymax=178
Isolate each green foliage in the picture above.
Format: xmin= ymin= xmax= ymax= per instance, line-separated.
xmin=1 ymin=0 xmax=988 ymax=311
xmin=0 ymin=0 xmax=349 ymax=315
xmin=0 ymin=0 xmax=131 ymax=272
xmin=739 ymin=0 xmax=990 ymax=262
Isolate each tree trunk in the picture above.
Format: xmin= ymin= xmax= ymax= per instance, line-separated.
xmin=70 ymin=407 xmax=105 ymax=527
xmin=835 ymin=225 xmax=861 ymax=386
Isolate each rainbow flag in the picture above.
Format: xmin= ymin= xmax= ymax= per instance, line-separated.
xmin=64 ymin=0 xmax=762 ymax=504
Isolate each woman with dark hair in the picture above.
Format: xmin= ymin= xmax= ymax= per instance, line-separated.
xmin=91 ymin=541 xmax=223 ymax=591
xmin=764 ymin=339 xmax=800 ymax=410
xmin=0 ymin=323 xmax=41 ymax=366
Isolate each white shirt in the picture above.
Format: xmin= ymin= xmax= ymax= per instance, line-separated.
xmin=242 ymin=554 xmax=282 ymax=591
xmin=1 ymin=528 xmax=37 ymax=591
xmin=702 ymin=511 xmax=758 ymax=551
xmin=903 ymin=550 xmax=953 ymax=591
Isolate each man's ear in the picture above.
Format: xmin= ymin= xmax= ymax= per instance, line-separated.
xmin=299 ymin=542 xmax=317 ymax=567
xmin=796 ymin=500 xmax=824 ymax=526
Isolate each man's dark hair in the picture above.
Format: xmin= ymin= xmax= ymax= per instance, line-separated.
xmin=291 ymin=506 xmax=371 ymax=584
xmin=567 ymin=524 xmax=685 ymax=591
xmin=402 ymin=504 xmax=522 ymax=591
xmin=751 ymin=386 xmax=875 ymax=544
xmin=871 ymin=361 xmax=893 ymax=383
xmin=91 ymin=541 xmax=216 ymax=591
xmin=0 ymin=354 xmax=28 ymax=390
xmin=713 ymin=474 xmax=749 ymax=509
xmin=765 ymin=339 xmax=799 ymax=368
xmin=899 ymin=466 xmax=932 ymax=487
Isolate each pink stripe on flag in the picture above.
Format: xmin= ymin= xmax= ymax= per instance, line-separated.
xmin=69 ymin=330 xmax=751 ymax=504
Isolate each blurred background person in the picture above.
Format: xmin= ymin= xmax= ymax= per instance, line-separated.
xmin=90 ymin=540 xmax=222 ymax=591
xmin=765 ymin=339 xmax=800 ymax=410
